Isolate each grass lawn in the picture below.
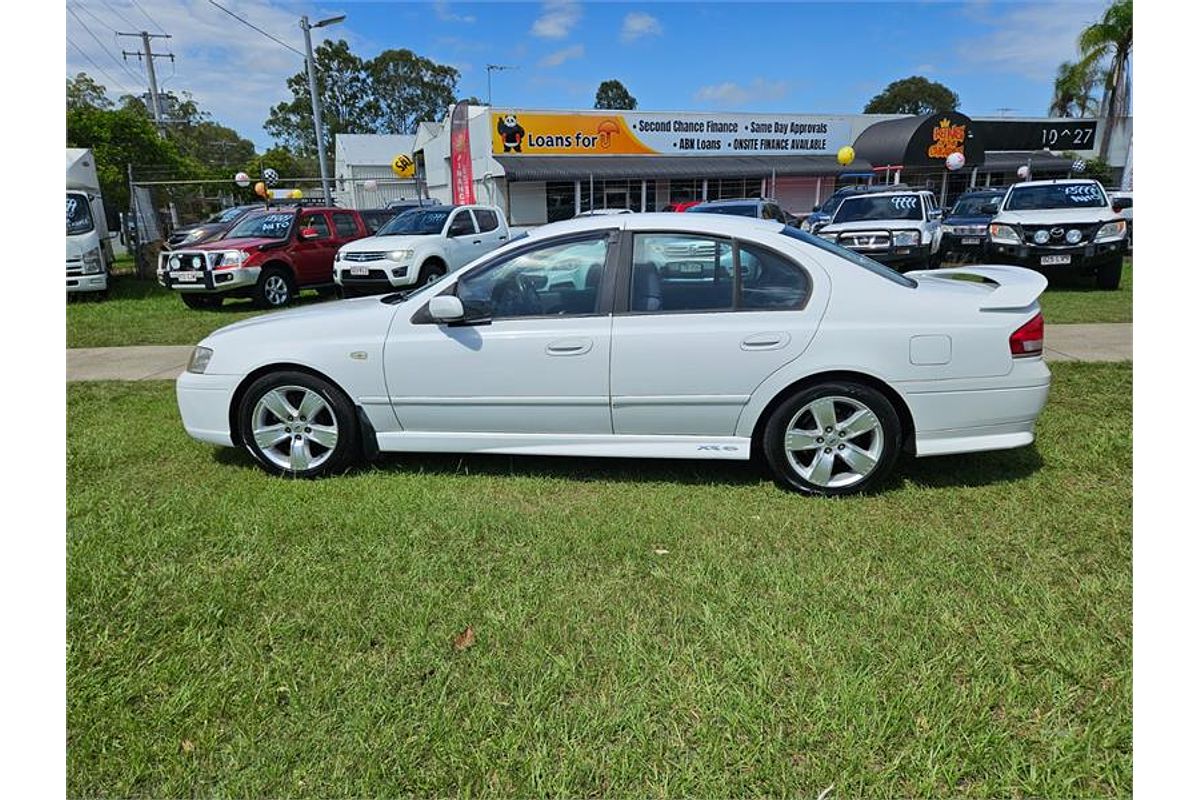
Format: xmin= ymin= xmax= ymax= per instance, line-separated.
xmin=1035 ymin=258 xmax=1132 ymax=325
xmin=66 ymin=276 xmax=329 ymax=349
xmin=67 ymin=362 xmax=1131 ymax=798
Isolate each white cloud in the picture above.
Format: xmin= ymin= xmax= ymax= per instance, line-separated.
xmin=65 ymin=0 xmax=362 ymax=150
xmin=538 ymin=44 xmax=585 ymax=68
xmin=621 ymin=12 xmax=662 ymax=44
xmin=433 ymin=1 xmax=475 ymax=25
xmin=531 ymin=0 xmax=581 ymax=39
xmin=694 ymin=78 xmax=790 ymax=107
xmin=954 ymin=1 xmax=1107 ymax=81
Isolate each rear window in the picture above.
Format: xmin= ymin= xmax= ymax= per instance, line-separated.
xmin=687 ymin=204 xmax=757 ymax=217
xmin=780 ymin=226 xmax=917 ymax=288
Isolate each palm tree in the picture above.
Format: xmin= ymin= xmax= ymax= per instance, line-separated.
xmin=1078 ymin=0 xmax=1132 ymax=162
xmin=1049 ymin=61 xmax=1101 ymax=117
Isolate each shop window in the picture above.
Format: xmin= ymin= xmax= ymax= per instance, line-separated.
xmin=546 ymin=182 xmax=576 ymax=222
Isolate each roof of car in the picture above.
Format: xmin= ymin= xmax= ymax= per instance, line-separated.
xmin=1011 ymin=178 xmax=1101 ymax=188
xmin=839 ymin=188 xmax=929 ymax=199
xmin=690 ymin=198 xmax=773 ymax=208
xmin=525 ymin=212 xmax=784 ymax=241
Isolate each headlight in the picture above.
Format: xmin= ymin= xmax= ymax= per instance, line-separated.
xmin=800 ymin=219 xmax=812 ymax=232
xmin=1095 ymin=220 xmax=1127 ymax=241
xmin=1033 ymin=229 xmax=1050 ymax=245
xmin=989 ymin=224 xmax=1021 ymax=244
xmin=388 ymin=249 xmax=414 ymax=262
xmin=892 ymin=230 xmax=920 ymax=247
xmin=81 ymin=247 xmax=102 ymax=274
xmin=213 ymin=250 xmax=249 ymax=269
xmin=1065 ymin=229 xmax=1083 ymax=244
xmin=186 ymin=346 xmax=213 ymax=374
xmin=335 ymin=250 xmax=343 ymax=262
xmin=818 ymin=232 xmax=838 ymax=242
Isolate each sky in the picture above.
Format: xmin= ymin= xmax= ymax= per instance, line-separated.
xmin=65 ymin=0 xmax=1110 ymax=151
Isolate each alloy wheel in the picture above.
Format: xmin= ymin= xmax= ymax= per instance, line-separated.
xmin=251 ymin=385 xmax=339 ymax=471
xmin=783 ymin=395 xmax=884 ymax=489
xmin=263 ymin=274 xmax=290 ymax=306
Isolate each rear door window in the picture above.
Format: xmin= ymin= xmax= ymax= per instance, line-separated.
xmin=333 ymin=212 xmax=359 ymax=238
xmin=473 ymin=208 xmax=500 ymax=232
xmin=630 ymin=233 xmax=734 ymax=313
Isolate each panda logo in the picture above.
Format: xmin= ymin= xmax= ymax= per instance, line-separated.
xmin=497 ymin=114 xmax=525 ymax=153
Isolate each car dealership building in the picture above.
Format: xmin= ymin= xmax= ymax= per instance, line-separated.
xmin=337 ymin=106 xmax=1131 ymax=225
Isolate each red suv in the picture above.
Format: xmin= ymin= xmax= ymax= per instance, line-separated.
xmin=157 ymin=206 xmax=371 ymax=309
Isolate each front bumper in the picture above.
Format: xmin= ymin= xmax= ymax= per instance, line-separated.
xmin=941 ymin=233 xmax=989 ymax=255
xmin=987 ymin=239 xmax=1125 ymax=272
xmin=176 ymin=371 xmax=240 ymax=447
xmin=66 ymin=270 xmax=108 ymax=293
xmin=842 ymin=243 xmax=930 ymax=270
xmin=158 ymin=265 xmax=261 ymax=293
xmin=335 ymin=262 xmax=415 ymax=292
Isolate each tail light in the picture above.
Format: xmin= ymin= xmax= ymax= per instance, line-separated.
xmin=1009 ymin=312 xmax=1044 ymax=358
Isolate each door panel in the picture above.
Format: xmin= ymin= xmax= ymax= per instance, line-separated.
xmin=610 ymin=233 xmax=821 ymax=435
xmin=293 ymin=211 xmax=337 ymax=284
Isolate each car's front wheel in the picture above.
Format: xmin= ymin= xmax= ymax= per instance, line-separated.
xmin=254 ymin=267 xmax=295 ymax=309
xmin=416 ymin=260 xmax=447 ymax=286
xmin=761 ymin=381 xmax=902 ymax=496
xmin=237 ymin=371 xmax=360 ymax=477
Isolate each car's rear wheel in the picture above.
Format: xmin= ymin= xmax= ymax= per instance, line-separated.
xmin=181 ymin=293 xmax=223 ymax=310
xmin=416 ymin=260 xmax=447 ymax=286
xmin=1096 ymin=256 xmax=1122 ymax=290
xmin=254 ymin=267 xmax=295 ymax=308
xmin=237 ymin=371 xmax=360 ymax=478
xmin=762 ymin=381 xmax=902 ymax=496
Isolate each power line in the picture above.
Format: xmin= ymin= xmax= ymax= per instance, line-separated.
xmin=67 ymin=5 xmax=145 ymax=86
xmin=207 ymin=0 xmax=304 ymax=57
xmin=67 ymin=36 xmax=136 ymax=97
xmin=97 ymin=1 xmax=138 ymax=31
xmin=130 ymin=0 xmax=167 ymax=36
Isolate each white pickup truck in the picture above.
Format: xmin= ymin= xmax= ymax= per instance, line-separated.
xmin=335 ymin=204 xmax=510 ymax=296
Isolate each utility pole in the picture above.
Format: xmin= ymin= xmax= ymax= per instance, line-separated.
xmin=486 ymin=65 xmax=515 ymax=106
xmin=119 ymin=31 xmax=174 ymax=132
xmin=300 ymin=14 xmax=346 ymax=206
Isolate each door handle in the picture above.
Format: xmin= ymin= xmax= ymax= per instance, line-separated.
xmin=741 ymin=332 xmax=790 ymax=351
xmin=498 ymin=235 xmax=507 ymax=240
xmin=472 ymin=239 xmax=482 ymax=244
xmin=546 ymin=337 xmax=593 ymax=356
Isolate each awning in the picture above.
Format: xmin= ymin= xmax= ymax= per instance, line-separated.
xmin=981 ymin=151 xmax=1076 ymax=173
xmin=852 ymin=112 xmax=984 ymax=169
xmin=494 ymin=154 xmax=873 ymax=181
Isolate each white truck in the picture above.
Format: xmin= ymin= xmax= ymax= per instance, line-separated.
xmin=66 ymin=148 xmax=114 ymax=296
xmin=815 ymin=188 xmax=944 ymax=271
xmin=334 ymin=204 xmax=510 ymax=296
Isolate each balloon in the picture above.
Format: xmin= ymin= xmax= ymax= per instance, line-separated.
xmin=945 ymin=152 xmax=965 ymax=171
xmin=391 ymin=153 xmax=415 ymax=178
xmin=1072 ymin=158 xmax=1086 ymax=173
xmin=1016 ymin=165 xmax=1031 ymax=180
xmin=263 ymin=168 xmax=279 ymax=187
xmin=363 ymin=179 xmax=378 ymax=192
xmin=290 ymin=189 xmax=303 ymax=200
xmin=836 ymin=146 xmax=855 ymax=166
xmin=234 ymin=171 xmax=250 ymax=187
xmin=254 ymin=181 xmax=267 ymax=197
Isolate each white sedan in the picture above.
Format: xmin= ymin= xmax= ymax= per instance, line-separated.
xmin=177 ymin=213 xmax=1051 ymax=496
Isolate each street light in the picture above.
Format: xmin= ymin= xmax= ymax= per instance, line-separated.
xmin=300 ymin=13 xmax=346 ymax=206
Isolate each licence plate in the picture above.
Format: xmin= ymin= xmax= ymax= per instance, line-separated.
xmin=1041 ymin=255 xmax=1072 ymax=266
xmin=349 ymin=266 xmax=369 ymax=276
xmin=961 ymin=237 xmax=980 ymax=245
xmin=172 ymin=270 xmax=202 ymax=282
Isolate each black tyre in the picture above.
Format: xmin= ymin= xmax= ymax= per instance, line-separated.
xmin=1096 ymin=257 xmax=1122 ymax=290
xmin=761 ymin=381 xmax=902 ymax=496
xmin=416 ymin=259 xmax=447 ymax=286
xmin=181 ymin=293 xmax=223 ymax=310
xmin=237 ymin=370 xmax=360 ymax=478
xmin=254 ymin=267 xmax=296 ymax=309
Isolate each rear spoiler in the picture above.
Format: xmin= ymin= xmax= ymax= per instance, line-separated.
xmin=906 ymin=265 xmax=1048 ymax=311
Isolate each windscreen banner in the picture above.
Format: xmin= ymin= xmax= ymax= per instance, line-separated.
xmin=492 ymin=109 xmax=852 ymax=157
xmin=450 ymin=101 xmax=476 ymax=204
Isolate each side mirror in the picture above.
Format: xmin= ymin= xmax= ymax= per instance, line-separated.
xmin=428 ymin=295 xmax=465 ymax=323
xmin=1112 ymin=196 xmax=1132 ymax=212
xmin=299 ymin=227 xmax=320 ymax=240
xmin=981 ymin=202 xmax=999 ymax=215
xmin=812 ymin=205 xmax=820 ymax=212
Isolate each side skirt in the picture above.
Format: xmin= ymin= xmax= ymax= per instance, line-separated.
xmin=374 ymin=431 xmax=752 ymax=460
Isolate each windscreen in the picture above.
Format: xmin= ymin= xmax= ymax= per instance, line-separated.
xmin=67 ymin=193 xmax=94 ymax=235
xmin=1005 ymin=183 xmax=1106 ymax=210
xmin=378 ymin=208 xmax=452 ymax=235
xmin=833 ymin=195 xmax=923 ymax=222
xmin=226 ymin=211 xmax=295 ymax=240
xmin=951 ymin=194 xmax=1002 ymax=216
